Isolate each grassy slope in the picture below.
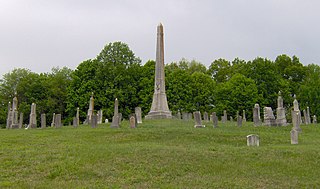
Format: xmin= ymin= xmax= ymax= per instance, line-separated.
xmin=0 ymin=119 xmax=319 ymax=188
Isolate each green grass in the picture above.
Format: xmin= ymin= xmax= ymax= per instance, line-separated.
xmin=0 ymin=119 xmax=320 ymax=188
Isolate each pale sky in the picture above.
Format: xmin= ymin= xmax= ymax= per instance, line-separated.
xmin=0 ymin=0 xmax=319 ymax=78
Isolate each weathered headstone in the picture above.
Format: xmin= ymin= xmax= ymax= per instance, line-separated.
xmin=51 ymin=113 xmax=55 ymax=127
xmin=135 ymin=107 xmax=143 ymax=123
xmin=212 ymin=112 xmax=218 ymax=128
xmin=237 ymin=116 xmax=242 ymax=127
xmin=177 ymin=111 xmax=181 ymax=120
xmin=85 ymin=93 xmax=94 ymax=124
xmin=222 ymin=110 xmax=227 ymax=123
xmin=28 ymin=103 xmax=37 ymax=128
xmin=91 ymin=114 xmax=97 ymax=128
xmin=105 ymin=119 xmax=109 ymax=123
xmin=19 ymin=113 xmax=23 ymax=129
xmin=209 ymin=115 xmax=213 ymax=122
xmin=111 ymin=98 xmax=120 ymax=128
xmin=97 ymin=109 xmax=103 ymax=124
xmin=10 ymin=96 xmax=19 ymax=129
xmin=230 ymin=116 xmax=233 ymax=122
xmin=129 ymin=114 xmax=137 ymax=128
xmin=6 ymin=102 xmax=12 ymax=129
xmin=313 ymin=115 xmax=317 ymax=124
xmin=194 ymin=111 xmax=204 ymax=128
xmin=253 ymin=103 xmax=261 ymax=126
xmin=188 ymin=113 xmax=193 ymax=120
xmin=263 ymin=107 xmax=276 ymax=126
xmin=242 ymin=110 xmax=246 ymax=122
xmin=290 ymin=129 xmax=298 ymax=144
xmin=276 ymin=91 xmax=287 ymax=126
xmin=182 ymin=112 xmax=188 ymax=120
xmin=41 ymin=113 xmax=46 ymax=129
xmin=236 ymin=111 xmax=239 ymax=121
xmin=145 ymin=23 xmax=172 ymax=119
xmin=73 ymin=117 xmax=78 ymax=127
xmin=203 ymin=112 xmax=209 ymax=122
xmin=119 ymin=113 xmax=122 ymax=123
xmin=247 ymin=134 xmax=259 ymax=146
xmin=306 ymin=107 xmax=311 ymax=124
xmin=76 ymin=107 xmax=80 ymax=126
xmin=55 ymin=114 xmax=62 ymax=128
xmin=303 ymin=109 xmax=307 ymax=124
xmin=292 ymin=95 xmax=302 ymax=132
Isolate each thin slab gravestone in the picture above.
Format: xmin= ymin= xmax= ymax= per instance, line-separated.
xmin=212 ymin=112 xmax=218 ymax=128
xmin=41 ymin=113 xmax=46 ymax=129
xmin=129 ymin=114 xmax=137 ymax=128
xmin=194 ymin=111 xmax=205 ymax=128
xmin=313 ymin=115 xmax=317 ymax=124
xmin=111 ymin=98 xmax=120 ymax=128
xmin=247 ymin=134 xmax=259 ymax=146
xmin=203 ymin=112 xmax=209 ymax=122
xmin=242 ymin=110 xmax=246 ymax=122
xmin=19 ymin=113 xmax=23 ymax=129
xmin=51 ymin=113 xmax=55 ymax=127
xmin=28 ymin=103 xmax=37 ymax=128
xmin=135 ymin=107 xmax=143 ymax=124
xmin=291 ymin=129 xmax=298 ymax=145
xmin=91 ymin=114 xmax=97 ymax=128
xmin=73 ymin=117 xmax=78 ymax=128
xmin=253 ymin=103 xmax=261 ymax=126
xmin=237 ymin=116 xmax=242 ymax=127
xmin=55 ymin=114 xmax=62 ymax=128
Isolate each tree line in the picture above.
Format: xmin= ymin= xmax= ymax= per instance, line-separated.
xmin=0 ymin=41 xmax=319 ymax=127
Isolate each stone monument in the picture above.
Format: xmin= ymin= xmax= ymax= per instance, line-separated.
xmin=212 ymin=112 xmax=218 ymax=128
xmin=135 ymin=107 xmax=142 ymax=124
xmin=145 ymin=23 xmax=172 ymax=119
xmin=193 ymin=111 xmax=204 ymax=128
xmin=253 ymin=103 xmax=261 ymax=126
xmin=97 ymin=109 xmax=103 ymax=124
xmin=203 ymin=112 xmax=209 ymax=122
xmin=55 ymin=114 xmax=62 ymax=128
xmin=263 ymin=107 xmax=276 ymax=126
xmin=111 ymin=98 xmax=120 ymax=128
xmin=86 ymin=93 xmax=94 ymax=124
xmin=242 ymin=110 xmax=246 ymax=122
xmin=76 ymin=107 xmax=80 ymax=126
xmin=276 ymin=91 xmax=287 ymax=126
xmin=41 ymin=113 xmax=46 ymax=128
xmin=28 ymin=103 xmax=37 ymax=128
xmin=222 ymin=110 xmax=227 ymax=123
xmin=129 ymin=114 xmax=137 ymax=128
xmin=313 ymin=115 xmax=317 ymax=124
xmin=247 ymin=134 xmax=259 ymax=146
xmin=237 ymin=116 xmax=242 ymax=127
xmin=292 ymin=95 xmax=302 ymax=132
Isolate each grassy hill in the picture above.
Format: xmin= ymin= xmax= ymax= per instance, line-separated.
xmin=0 ymin=119 xmax=319 ymax=188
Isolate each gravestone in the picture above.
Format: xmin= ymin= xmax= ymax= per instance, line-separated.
xmin=313 ymin=115 xmax=317 ymax=124
xmin=91 ymin=114 xmax=97 ymax=128
xmin=237 ymin=116 xmax=242 ymax=127
xmin=85 ymin=93 xmax=94 ymax=124
xmin=97 ymin=110 xmax=103 ymax=124
xmin=303 ymin=109 xmax=307 ymax=124
xmin=188 ymin=113 xmax=193 ymax=120
xmin=177 ymin=111 xmax=181 ymax=120
xmin=129 ymin=114 xmax=137 ymax=128
xmin=209 ymin=115 xmax=213 ymax=122
xmin=135 ymin=107 xmax=143 ymax=123
xmin=182 ymin=112 xmax=188 ymax=120
xmin=41 ymin=113 xmax=46 ymax=129
xmin=55 ymin=114 xmax=62 ymax=128
xmin=28 ymin=103 xmax=37 ymax=128
xmin=253 ymin=103 xmax=261 ymax=126
xmin=242 ymin=110 xmax=246 ymax=122
xmin=145 ymin=23 xmax=172 ymax=119
xmin=276 ymin=91 xmax=287 ymax=126
xmin=19 ymin=113 xmax=23 ymax=129
xmin=222 ymin=110 xmax=227 ymax=123
xmin=230 ymin=116 xmax=233 ymax=122
xmin=203 ymin=112 xmax=209 ymax=122
xmin=305 ymin=106 xmax=311 ymax=125
xmin=76 ymin=107 xmax=80 ymax=126
xmin=193 ymin=111 xmax=204 ymax=128
xmin=6 ymin=102 xmax=11 ymax=129
xmin=119 ymin=113 xmax=122 ymax=122
xmin=212 ymin=112 xmax=218 ymax=128
xmin=10 ymin=96 xmax=19 ymax=129
xmin=73 ymin=117 xmax=78 ymax=127
xmin=247 ymin=134 xmax=259 ymax=146
xmin=291 ymin=129 xmax=298 ymax=144
xmin=236 ymin=111 xmax=239 ymax=121
xmin=292 ymin=95 xmax=302 ymax=132
xmin=263 ymin=107 xmax=276 ymax=126
xmin=105 ymin=119 xmax=108 ymax=123
xmin=51 ymin=113 xmax=55 ymax=127
xmin=111 ymin=98 xmax=120 ymax=128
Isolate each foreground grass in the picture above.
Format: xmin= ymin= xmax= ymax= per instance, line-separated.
xmin=0 ymin=119 xmax=319 ymax=188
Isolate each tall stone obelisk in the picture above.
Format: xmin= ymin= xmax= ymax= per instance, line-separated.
xmin=145 ymin=23 xmax=172 ymax=119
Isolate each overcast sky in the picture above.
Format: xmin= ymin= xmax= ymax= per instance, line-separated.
xmin=0 ymin=0 xmax=319 ymax=77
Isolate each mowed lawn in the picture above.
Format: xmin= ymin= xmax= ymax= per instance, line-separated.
xmin=0 ymin=119 xmax=320 ymax=188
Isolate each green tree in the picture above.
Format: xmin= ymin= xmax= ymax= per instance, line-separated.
xmin=208 ymin=58 xmax=231 ymax=83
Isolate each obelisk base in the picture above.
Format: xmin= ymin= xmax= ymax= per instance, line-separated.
xmin=145 ymin=111 xmax=172 ymax=119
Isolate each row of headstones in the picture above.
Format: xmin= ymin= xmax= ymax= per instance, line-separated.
xmin=193 ymin=111 xmax=245 ymax=128
xmin=176 ymin=110 xmax=247 ymax=123
xmin=78 ymin=98 xmax=143 ymax=129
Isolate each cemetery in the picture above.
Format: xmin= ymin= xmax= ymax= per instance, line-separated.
xmin=1 ymin=23 xmax=320 ymax=188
